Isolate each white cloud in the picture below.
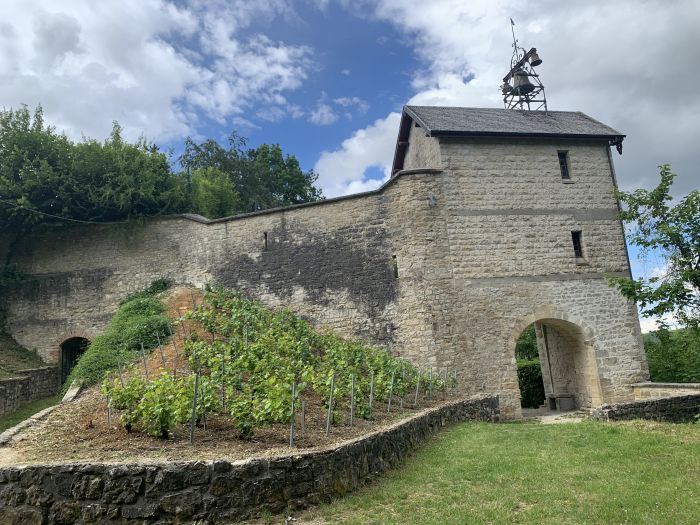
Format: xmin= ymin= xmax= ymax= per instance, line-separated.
xmin=0 ymin=0 xmax=312 ymax=142
xmin=334 ymin=96 xmax=369 ymax=114
xmin=314 ymin=112 xmax=400 ymax=197
xmin=309 ymin=103 xmax=338 ymax=125
xmin=340 ymin=68 xmax=351 ymax=76
xmin=318 ymin=0 xmax=700 ymax=200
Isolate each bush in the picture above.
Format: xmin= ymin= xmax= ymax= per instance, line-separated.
xmin=517 ymin=358 xmax=545 ymax=408
xmin=644 ymin=328 xmax=700 ymax=383
xmin=65 ymin=291 xmax=171 ymax=389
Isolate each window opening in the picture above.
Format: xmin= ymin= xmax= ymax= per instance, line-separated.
xmin=558 ymin=151 xmax=570 ymax=180
xmin=391 ymin=255 xmax=399 ymax=278
xmin=571 ymin=231 xmax=583 ymax=258
xmin=263 ymin=232 xmax=268 ymax=251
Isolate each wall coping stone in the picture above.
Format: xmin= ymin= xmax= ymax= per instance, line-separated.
xmin=631 ymin=382 xmax=700 ymax=390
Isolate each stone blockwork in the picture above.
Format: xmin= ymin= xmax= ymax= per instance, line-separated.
xmin=0 ymin=395 xmax=499 ymax=524
xmin=632 ymin=382 xmax=700 ymax=399
xmin=591 ymin=394 xmax=700 ymax=423
xmin=0 ymin=367 xmax=60 ymax=418
xmin=1 ymin=133 xmax=649 ymax=419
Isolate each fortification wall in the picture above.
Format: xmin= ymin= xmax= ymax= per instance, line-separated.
xmin=2 ymin=138 xmax=649 ymax=417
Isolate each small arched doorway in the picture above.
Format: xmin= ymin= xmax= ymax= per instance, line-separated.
xmin=60 ymin=337 xmax=90 ymax=383
xmin=514 ymin=317 xmax=603 ymax=412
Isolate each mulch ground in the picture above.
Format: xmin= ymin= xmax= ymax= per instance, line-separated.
xmin=0 ymin=287 xmax=458 ymax=466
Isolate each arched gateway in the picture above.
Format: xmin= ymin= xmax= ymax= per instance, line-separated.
xmin=59 ymin=337 xmax=90 ymax=383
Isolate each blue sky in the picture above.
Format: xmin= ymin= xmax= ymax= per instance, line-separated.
xmin=2 ymin=0 xmax=698 ymax=330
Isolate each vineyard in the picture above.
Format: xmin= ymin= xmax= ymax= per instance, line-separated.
xmin=100 ymin=286 xmax=455 ymax=442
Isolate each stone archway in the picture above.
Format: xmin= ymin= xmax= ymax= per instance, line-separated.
xmin=509 ymin=307 xmax=603 ymax=413
xmin=59 ymin=337 xmax=90 ymax=383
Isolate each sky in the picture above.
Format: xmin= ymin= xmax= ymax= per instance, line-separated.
xmin=2 ymin=0 xmax=698 ymax=330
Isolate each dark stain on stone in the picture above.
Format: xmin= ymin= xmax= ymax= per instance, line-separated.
xmin=212 ymin=221 xmax=397 ymax=313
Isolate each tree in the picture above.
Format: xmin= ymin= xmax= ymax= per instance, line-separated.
xmin=191 ymin=167 xmax=240 ymax=219
xmin=180 ymin=132 xmax=323 ymax=215
xmin=608 ymin=164 xmax=700 ymax=330
xmin=0 ymin=106 xmax=186 ymax=233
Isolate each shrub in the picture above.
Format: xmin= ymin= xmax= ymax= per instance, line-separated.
xmin=517 ymin=358 xmax=545 ymax=408
xmin=644 ymin=328 xmax=700 ymax=383
xmin=65 ymin=290 xmax=171 ymax=389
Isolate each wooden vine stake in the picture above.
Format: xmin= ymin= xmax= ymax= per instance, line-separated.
xmin=400 ymin=369 xmax=405 ymax=409
xmin=428 ymin=367 xmax=432 ymax=401
xmin=368 ymin=370 xmax=375 ymax=419
xmin=350 ymin=374 xmax=355 ymax=427
xmin=301 ymin=399 xmax=306 ymax=436
xmin=116 ymin=354 xmax=124 ymax=388
xmin=106 ymin=395 xmax=112 ymax=430
xmin=140 ymin=343 xmax=149 ymax=380
xmin=220 ymin=346 xmax=226 ymax=411
xmin=189 ymin=370 xmax=200 ymax=445
xmin=413 ymin=368 xmax=421 ymax=407
xmin=156 ymin=332 xmax=166 ymax=368
xmin=289 ymin=382 xmax=297 ymax=447
xmin=325 ymin=374 xmax=335 ymax=437
xmin=387 ymin=370 xmax=395 ymax=413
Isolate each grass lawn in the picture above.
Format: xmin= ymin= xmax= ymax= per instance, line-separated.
xmin=0 ymin=395 xmax=62 ymax=433
xmin=300 ymin=420 xmax=700 ymax=525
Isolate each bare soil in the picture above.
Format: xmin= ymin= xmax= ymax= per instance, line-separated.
xmin=0 ymin=287 xmax=458 ymax=466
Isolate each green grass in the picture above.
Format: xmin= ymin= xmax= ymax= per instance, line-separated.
xmin=0 ymin=394 xmax=62 ymax=433
xmin=0 ymin=333 xmax=45 ymax=379
xmin=303 ymin=420 xmax=700 ymax=525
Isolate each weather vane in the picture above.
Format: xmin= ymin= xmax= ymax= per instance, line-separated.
xmin=501 ymin=18 xmax=547 ymax=111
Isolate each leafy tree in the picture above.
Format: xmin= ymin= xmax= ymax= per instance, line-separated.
xmin=191 ymin=167 xmax=240 ymax=219
xmin=644 ymin=328 xmax=700 ymax=383
xmin=0 ymin=106 xmax=185 ymax=233
xmin=180 ymin=132 xmax=323 ymax=215
xmin=515 ymin=324 xmax=539 ymax=360
xmin=608 ymin=164 xmax=700 ymax=330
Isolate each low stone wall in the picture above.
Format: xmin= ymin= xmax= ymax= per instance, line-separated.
xmin=0 ymin=395 xmax=499 ymax=524
xmin=0 ymin=367 xmax=60 ymax=418
xmin=632 ymin=382 xmax=700 ymax=400
xmin=591 ymin=394 xmax=700 ymax=423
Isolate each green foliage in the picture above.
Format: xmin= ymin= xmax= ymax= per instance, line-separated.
xmin=0 ymin=106 xmax=185 ymax=233
xmin=65 ymin=291 xmax=171 ymax=389
xmin=106 ymin=287 xmax=424 ymax=439
xmin=517 ymin=358 xmax=546 ymax=408
xmin=119 ymin=278 xmax=173 ymax=305
xmin=643 ymin=328 xmax=700 ymax=383
xmin=608 ymin=164 xmax=700 ymax=330
xmin=515 ymin=324 xmax=538 ymax=361
xmin=191 ymin=167 xmax=241 ymax=219
xmin=180 ymin=133 xmax=323 ymax=215
xmin=0 ymin=105 xmax=324 ymax=229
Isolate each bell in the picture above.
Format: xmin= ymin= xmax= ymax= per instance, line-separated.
xmin=529 ymin=51 xmax=542 ymax=67
xmin=512 ymin=69 xmax=535 ymax=95
xmin=500 ymin=82 xmax=512 ymax=95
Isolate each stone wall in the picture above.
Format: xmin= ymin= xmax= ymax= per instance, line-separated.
xmin=1 ymin=135 xmax=649 ymax=418
xmin=591 ymin=394 xmax=700 ymax=423
xmin=0 ymin=367 xmax=60 ymax=418
xmin=632 ymin=382 xmax=700 ymax=400
xmin=0 ymin=395 xmax=499 ymax=524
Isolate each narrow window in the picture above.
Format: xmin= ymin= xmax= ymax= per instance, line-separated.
xmin=558 ymin=150 xmax=570 ymax=180
xmin=391 ymin=255 xmax=399 ymax=278
xmin=571 ymin=231 xmax=583 ymax=258
xmin=263 ymin=232 xmax=268 ymax=251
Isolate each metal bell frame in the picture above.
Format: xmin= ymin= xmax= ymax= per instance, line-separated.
xmin=502 ymin=22 xmax=547 ymax=111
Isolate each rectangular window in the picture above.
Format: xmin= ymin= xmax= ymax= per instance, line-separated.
xmin=571 ymin=231 xmax=583 ymax=258
xmin=558 ymin=151 xmax=570 ymax=180
xmin=391 ymin=255 xmax=399 ymax=278
xmin=263 ymin=232 xmax=268 ymax=251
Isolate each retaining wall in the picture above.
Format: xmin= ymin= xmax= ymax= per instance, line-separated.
xmin=0 ymin=367 xmax=60 ymax=418
xmin=0 ymin=395 xmax=499 ymax=524
xmin=632 ymin=382 xmax=700 ymax=399
xmin=591 ymin=394 xmax=700 ymax=423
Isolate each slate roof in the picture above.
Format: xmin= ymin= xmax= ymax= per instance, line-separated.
xmin=404 ymin=106 xmax=624 ymax=139
xmin=392 ymin=106 xmax=625 ymax=174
